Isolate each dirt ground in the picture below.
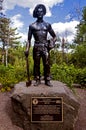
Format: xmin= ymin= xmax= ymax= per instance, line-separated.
xmin=0 ymin=88 xmax=86 ymax=130
xmin=74 ymin=88 xmax=86 ymax=130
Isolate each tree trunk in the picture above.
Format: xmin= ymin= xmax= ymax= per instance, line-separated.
xmin=2 ymin=43 xmax=5 ymax=65
xmin=5 ymin=44 xmax=8 ymax=66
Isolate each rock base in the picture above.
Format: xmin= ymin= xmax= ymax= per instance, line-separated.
xmin=11 ymin=81 xmax=80 ymax=130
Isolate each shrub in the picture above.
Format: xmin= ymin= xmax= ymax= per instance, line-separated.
xmin=75 ymin=68 xmax=86 ymax=85
xmin=51 ymin=63 xmax=86 ymax=88
xmin=0 ymin=63 xmax=86 ymax=92
xmin=0 ymin=64 xmax=27 ymax=91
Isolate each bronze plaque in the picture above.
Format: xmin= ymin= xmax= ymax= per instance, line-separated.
xmin=31 ymin=97 xmax=63 ymax=123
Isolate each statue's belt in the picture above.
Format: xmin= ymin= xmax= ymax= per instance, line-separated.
xmin=34 ymin=41 xmax=48 ymax=47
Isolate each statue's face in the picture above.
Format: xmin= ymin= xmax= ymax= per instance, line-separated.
xmin=36 ymin=7 xmax=44 ymax=19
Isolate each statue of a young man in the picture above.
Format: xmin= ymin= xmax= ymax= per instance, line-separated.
xmin=25 ymin=4 xmax=57 ymax=86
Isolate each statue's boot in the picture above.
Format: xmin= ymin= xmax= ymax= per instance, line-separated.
xmin=34 ymin=80 xmax=40 ymax=86
xmin=45 ymin=80 xmax=53 ymax=87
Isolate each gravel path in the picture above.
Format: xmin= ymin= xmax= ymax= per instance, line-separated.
xmin=0 ymin=88 xmax=86 ymax=130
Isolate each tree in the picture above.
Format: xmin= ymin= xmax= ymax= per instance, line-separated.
xmin=0 ymin=17 xmax=21 ymax=66
xmin=71 ymin=6 xmax=86 ymax=68
xmin=74 ymin=6 xmax=86 ymax=44
xmin=70 ymin=45 xmax=86 ymax=68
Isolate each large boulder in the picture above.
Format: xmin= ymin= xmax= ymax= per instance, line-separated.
xmin=11 ymin=81 xmax=80 ymax=130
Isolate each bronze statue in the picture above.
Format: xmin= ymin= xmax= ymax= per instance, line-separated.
xmin=25 ymin=4 xmax=57 ymax=86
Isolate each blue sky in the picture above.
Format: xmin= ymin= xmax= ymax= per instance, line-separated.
xmin=2 ymin=0 xmax=86 ymax=43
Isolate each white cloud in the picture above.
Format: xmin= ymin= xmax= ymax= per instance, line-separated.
xmin=10 ymin=14 xmax=24 ymax=31
xmin=19 ymin=32 xmax=27 ymax=43
xmin=10 ymin=14 xmax=34 ymax=43
xmin=10 ymin=14 xmax=27 ymax=42
xmin=3 ymin=0 xmax=64 ymax=17
xmin=52 ymin=20 xmax=79 ymax=43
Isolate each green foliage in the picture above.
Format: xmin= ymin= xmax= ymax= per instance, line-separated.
xmin=0 ymin=17 xmax=21 ymax=46
xmin=76 ymin=68 xmax=86 ymax=85
xmin=0 ymin=64 xmax=26 ymax=91
xmin=0 ymin=46 xmax=34 ymax=92
xmin=0 ymin=17 xmax=21 ymax=66
xmin=51 ymin=63 xmax=77 ymax=87
xmin=0 ymin=61 xmax=86 ymax=92
xmin=71 ymin=44 xmax=86 ymax=68
xmin=74 ymin=6 xmax=86 ymax=44
xmin=51 ymin=63 xmax=86 ymax=88
xmin=50 ymin=50 xmax=62 ymax=65
xmin=0 ymin=64 xmax=16 ymax=90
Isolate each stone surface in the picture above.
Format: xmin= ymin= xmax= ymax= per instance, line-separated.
xmin=11 ymin=81 xmax=80 ymax=130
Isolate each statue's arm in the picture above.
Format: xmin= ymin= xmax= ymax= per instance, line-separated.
xmin=48 ymin=24 xmax=57 ymax=42
xmin=25 ymin=25 xmax=33 ymax=57
xmin=27 ymin=25 xmax=33 ymax=50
